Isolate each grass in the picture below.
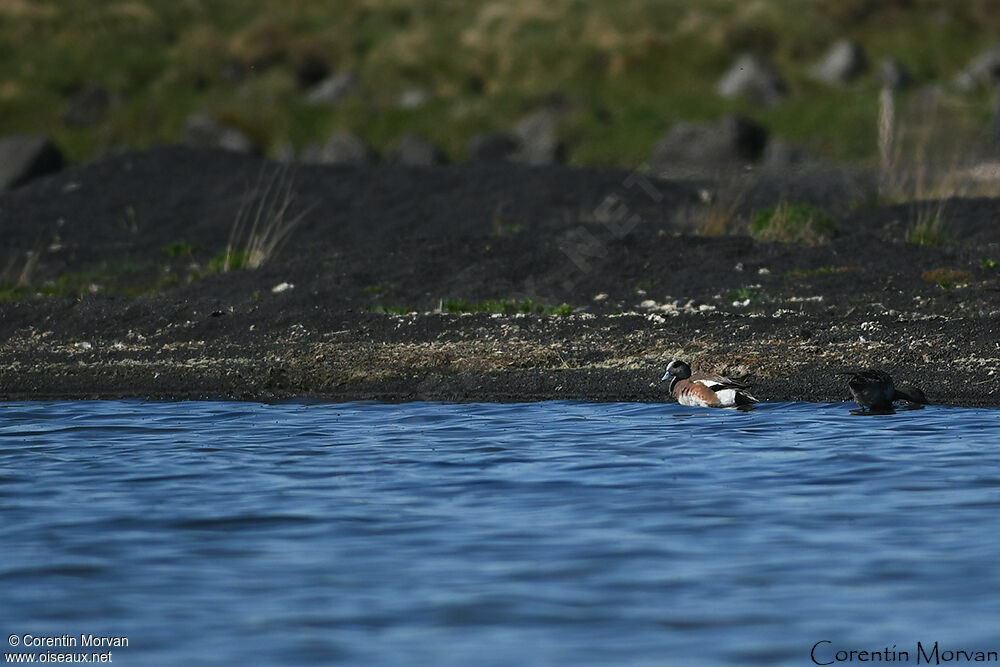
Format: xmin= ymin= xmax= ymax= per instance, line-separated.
xmin=1 ymin=2 xmax=998 ymax=167
xmin=905 ymin=202 xmax=948 ymax=247
xmin=748 ymin=201 xmax=837 ymax=245
xmin=367 ymin=298 xmax=572 ymax=316
xmin=785 ymin=265 xmax=857 ymax=278
xmin=212 ymin=165 xmax=310 ymax=272
xmin=982 ymin=258 xmax=999 ymax=269
xmin=163 ymin=241 xmax=196 ymax=258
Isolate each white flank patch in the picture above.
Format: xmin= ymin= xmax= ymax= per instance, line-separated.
xmin=714 ymin=388 xmax=738 ymax=406
xmin=678 ymin=392 xmax=714 ymax=408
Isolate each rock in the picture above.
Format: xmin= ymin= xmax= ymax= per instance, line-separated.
xmin=386 ymin=135 xmax=445 ymax=166
xmin=467 ymin=131 xmax=522 ymax=162
xmin=465 ymin=109 xmax=565 ymax=165
xmin=183 ymin=113 xmax=258 ymax=154
xmin=0 ymin=135 xmax=65 ymax=190
xmin=63 ymin=84 xmax=116 ymax=127
xmin=299 ymin=131 xmax=374 ymax=165
xmin=716 ymin=54 xmax=785 ymax=107
xmin=810 ymin=39 xmax=867 ymax=85
xmin=305 ymin=70 xmax=358 ymax=106
xmin=512 ymin=108 xmax=564 ymax=166
xmin=651 ymin=114 xmax=768 ymax=176
xmin=398 ymin=89 xmax=431 ymax=109
xmin=955 ymin=44 xmax=1000 ymax=91
xmin=878 ymin=59 xmax=911 ymax=90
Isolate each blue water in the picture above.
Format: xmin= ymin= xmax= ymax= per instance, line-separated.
xmin=2 ymin=400 xmax=1000 ymax=666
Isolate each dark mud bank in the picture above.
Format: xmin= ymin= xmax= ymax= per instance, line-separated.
xmin=2 ymin=147 xmax=999 ymax=405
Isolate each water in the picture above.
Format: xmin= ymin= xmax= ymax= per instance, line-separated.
xmin=2 ymin=400 xmax=1000 ymax=666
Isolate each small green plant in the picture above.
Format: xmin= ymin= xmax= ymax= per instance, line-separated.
xmin=905 ymin=204 xmax=947 ymax=247
xmin=749 ymin=202 xmax=837 ymax=245
xmin=728 ymin=287 xmax=759 ymax=302
xmin=207 ymin=249 xmax=250 ymax=273
xmin=921 ymin=268 xmax=971 ymax=289
xmin=981 ymin=258 xmax=998 ymax=269
xmin=163 ymin=241 xmax=196 ymax=258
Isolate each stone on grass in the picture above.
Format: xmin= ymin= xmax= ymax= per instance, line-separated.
xmin=0 ymin=135 xmax=65 ymax=190
xmin=878 ymin=59 xmax=911 ymax=90
xmin=305 ymin=70 xmax=359 ymax=106
xmin=64 ymin=84 xmax=116 ymax=127
xmin=716 ymin=54 xmax=785 ymax=107
xmin=299 ymin=131 xmax=374 ymax=165
xmin=955 ymin=44 xmax=1000 ymax=91
xmin=183 ymin=113 xmax=258 ymax=154
xmin=811 ymin=39 xmax=867 ymax=85
xmin=512 ymin=108 xmax=564 ymax=166
xmin=651 ymin=114 xmax=768 ymax=176
xmin=467 ymin=131 xmax=522 ymax=162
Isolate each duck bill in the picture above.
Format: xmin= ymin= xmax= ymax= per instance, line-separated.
xmin=661 ymin=371 xmax=670 ymax=382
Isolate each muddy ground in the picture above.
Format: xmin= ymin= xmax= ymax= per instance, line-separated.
xmin=1 ymin=147 xmax=998 ymax=405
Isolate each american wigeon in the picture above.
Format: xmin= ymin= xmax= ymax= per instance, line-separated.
xmin=661 ymin=359 xmax=759 ymax=408
xmin=844 ymin=368 xmax=927 ymax=413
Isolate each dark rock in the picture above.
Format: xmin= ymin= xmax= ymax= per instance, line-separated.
xmin=183 ymin=113 xmax=258 ymax=154
xmin=716 ymin=54 xmax=785 ymax=106
xmin=651 ymin=114 xmax=768 ymax=176
xmin=305 ymin=70 xmax=358 ymax=106
xmin=0 ymin=135 xmax=64 ymax=190
xmin=63 ymin=85 xmax=116 ymax=127
xmin=386 ymin=135 xmax=445 ymax=166
xmin=878 ymin=59 xmax=911 ymax=90
xmin=299 ymin=131 xmax=374 ymax=165
xmin=467 ymin=131 xmax=522 ymax=162
xmin=811 ymin=39 xmax=867 ymax=85
xmin=296 ymin=55 xmax=331 ymax=89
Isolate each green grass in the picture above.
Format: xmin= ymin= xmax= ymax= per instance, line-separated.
xmin=749 ymin=202 xmax=837 ymax=245
xmin=905 ymin=207 xmax=948 ymax=247
xmin=163 ymin=241 xmax=196 ymax=258
xmin=1 ymin=2 xmax=997 ymax=166
xmin=982 ymin=258 xmax=999 ymax=269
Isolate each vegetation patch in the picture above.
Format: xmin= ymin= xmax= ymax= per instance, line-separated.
xmin=163 ymin=241 xmax=196 ymax=258
xmin=785 ymin=265 xmax=858 ymax=278
xmin=749 ymin=202 xmax=837 ymax=245
xmin=921 ymin=268 xmax=972 ymax=288
xmin=906 ymin=206 xmax=948 ymax=247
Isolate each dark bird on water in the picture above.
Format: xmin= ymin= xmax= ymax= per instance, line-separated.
xmin=843 ymin=369 xmax=927 ymax=414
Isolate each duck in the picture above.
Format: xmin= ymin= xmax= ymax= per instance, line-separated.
xmin=661 ymin=359 xmax=759 ymax=408
xmin=843 ymin=368 xmax=927 ymax=413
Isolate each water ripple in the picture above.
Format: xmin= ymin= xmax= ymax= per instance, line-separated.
xmin=2 ymin=399 xmax=1000 ymax=664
